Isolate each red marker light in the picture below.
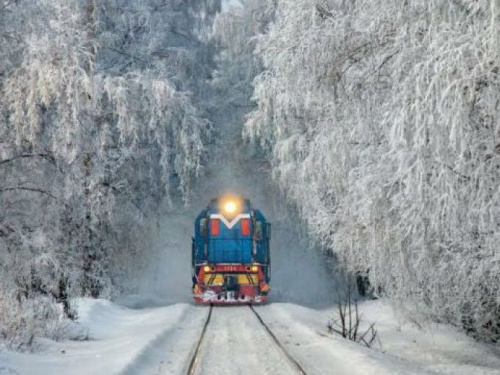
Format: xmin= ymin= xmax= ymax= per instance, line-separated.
xmin=210 ymin=219 xmax=220 ymax=236
xmin=241 ymin=218 xmax=250 ymax=236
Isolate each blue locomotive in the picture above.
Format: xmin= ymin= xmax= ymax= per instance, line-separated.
xmin=192 ymin=196 xmax=271 ymax=304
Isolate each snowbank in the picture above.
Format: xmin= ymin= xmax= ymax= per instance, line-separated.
xmin=257 ymin=300 xmax=500 ymax=375
xmin=1 ymin=298 xmax=499 ymax=374
xmin=0 ymin=298 xmax=206 ymax=375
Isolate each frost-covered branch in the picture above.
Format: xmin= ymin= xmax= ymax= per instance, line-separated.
xmin=0 ymin=0 xmax=215 ymax=349
xmin=247 ymin=0 xmax=500 ymax=342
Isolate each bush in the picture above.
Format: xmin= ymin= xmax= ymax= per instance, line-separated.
xmin=0 ymin=289 xmax=75 ymax=351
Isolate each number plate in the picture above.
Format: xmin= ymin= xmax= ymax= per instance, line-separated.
xmin=219 ymin=265 xmax=239 ymax=272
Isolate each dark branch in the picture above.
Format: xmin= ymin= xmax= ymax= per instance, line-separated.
xmin=0 ymin=187 xmax=58 ymax=199
xmin=0 ymin=153 xmax=56 ymax=167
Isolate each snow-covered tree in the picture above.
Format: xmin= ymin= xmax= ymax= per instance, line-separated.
xmin=247 ymin=0 xmax=500 ymax=342
xmin=212 ymin=0 xmax=272 ymax=109
xmin=0 ymin=0 xmax=217 ymax=348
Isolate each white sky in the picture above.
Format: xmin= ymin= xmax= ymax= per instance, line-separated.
xmin=221 ymin=0 xmax=244 ymax=13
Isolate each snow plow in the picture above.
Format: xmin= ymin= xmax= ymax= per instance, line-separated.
xmin=191 ymin=196 xmax=271 ymax=304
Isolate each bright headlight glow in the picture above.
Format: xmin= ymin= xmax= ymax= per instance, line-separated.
xmin=203 ymin=265 xmax=211 ymax=273
xmin=224 ymin=201 xmax=237 ymax=214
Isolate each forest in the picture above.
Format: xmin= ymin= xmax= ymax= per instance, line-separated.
xmin=1 ymin=0 xmax=500 ymax=350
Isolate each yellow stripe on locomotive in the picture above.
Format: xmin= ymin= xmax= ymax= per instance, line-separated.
xmin=203 ymin=273 xmax=259 ymax=285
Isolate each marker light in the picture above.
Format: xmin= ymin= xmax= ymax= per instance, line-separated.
xmin=224 ymin=201 xmax=237 ymax=214
xmin=203 ymin=265 xmax=211 ymax=273
xmin=251 ymin=265 xmax=259 ymax=273
xmin=241 ymin=218 xmax=250 ymax=236
xmin=210 ymin=219 xmax=220 ymax=236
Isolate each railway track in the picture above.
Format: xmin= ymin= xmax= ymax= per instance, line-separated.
xmin=248 ymin=305 xmax=308 ymax=375
xmin=186 ymin=304 xmax=308 ymax=375
xmin=186 ymin=305 xmax=213 ymax=375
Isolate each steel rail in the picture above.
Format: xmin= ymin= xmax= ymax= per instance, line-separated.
xmin=248 ymin=304 xmax=308 ymax=375
xmin=187 ymin=304 xmax=213 ymax=375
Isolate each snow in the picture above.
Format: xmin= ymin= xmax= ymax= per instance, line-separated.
xmin=256 ymin=301 xmax=500 ymax=375
xmin=1 ymin=298 xmax=499 ymax=375
xmin=193 ymin=306 xmax=296 ymax=374
xmin=359 ymin=300 xmax=500 ymax=374
xmin=0 ymin=299 xmax=207 ymax=375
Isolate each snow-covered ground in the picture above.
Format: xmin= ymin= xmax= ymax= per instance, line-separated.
xmin=0 ymin=299 xmax=207 ymax=375
xmin=257 ymin=302 xmax=500 ymax=375
xmin=1 ymin=298 xmax=499 ymax=375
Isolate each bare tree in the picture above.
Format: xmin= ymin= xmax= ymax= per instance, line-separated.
xmin=327 ymin=273 xmax=378 ymax=348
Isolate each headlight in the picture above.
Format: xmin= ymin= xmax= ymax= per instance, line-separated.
xmin=203 ymin=265 xmax=211 ymax=273
xmin=224 ymin=201 xmax=237 ymax=214
xmin=251 ymin=265 xmax=259 ymax=273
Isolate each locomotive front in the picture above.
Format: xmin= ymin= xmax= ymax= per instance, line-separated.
xmin=191 ymin=196 xmax=271 ymax=304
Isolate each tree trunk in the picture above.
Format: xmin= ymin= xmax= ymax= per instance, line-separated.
xmin=81 ymin=1 xmax=101 ymax=298
xmin=491 ymin=0 xmax=500 ymax=154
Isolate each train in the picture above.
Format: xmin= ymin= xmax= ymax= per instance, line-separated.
xmin=191 ymin=196 xmax=271 ymax=304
